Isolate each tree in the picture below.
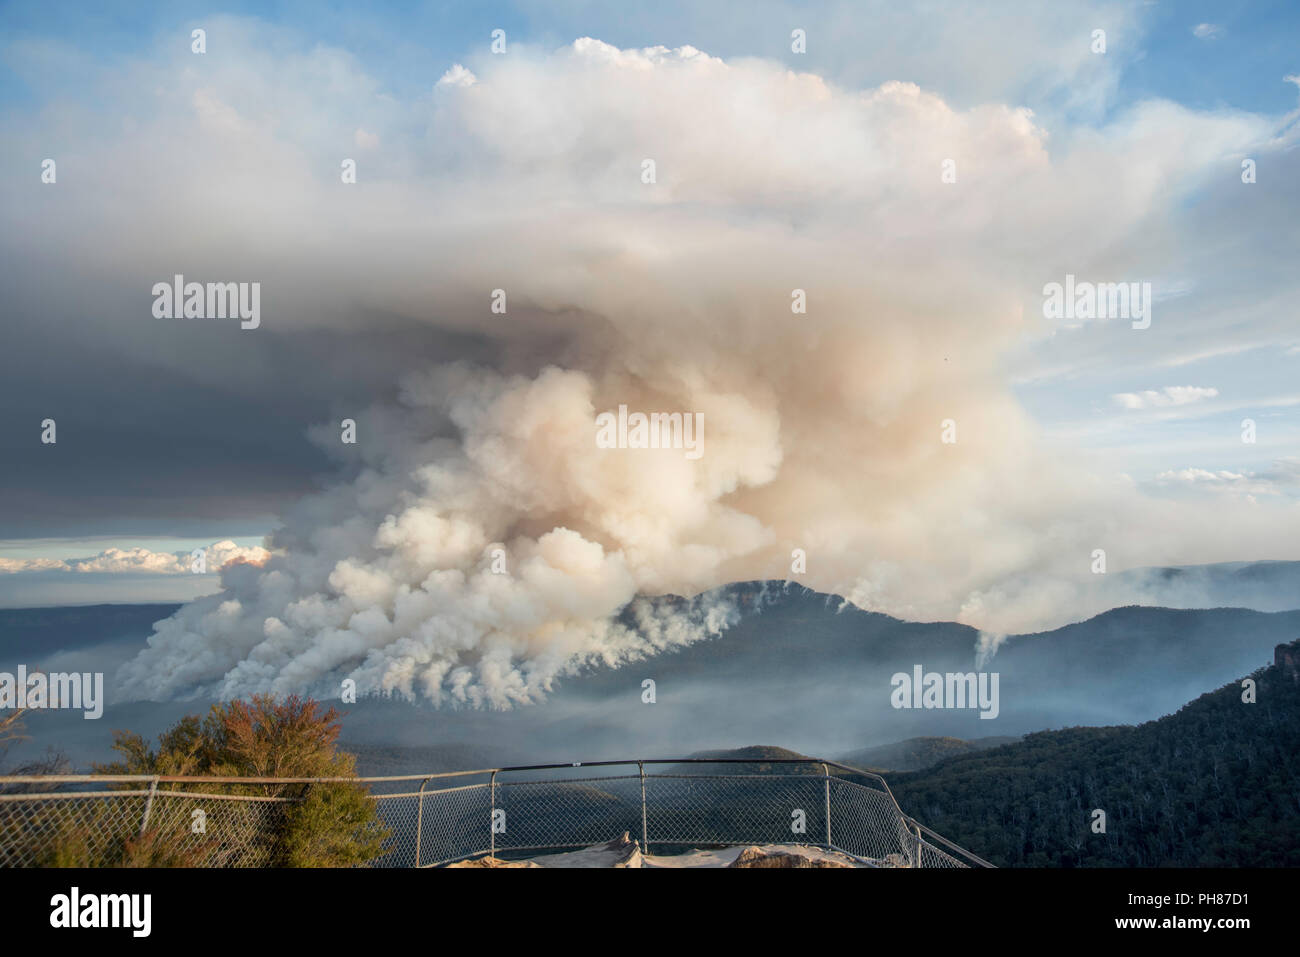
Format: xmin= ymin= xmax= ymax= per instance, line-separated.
xmin=0 ymin=708 xmax=27 ymax=759
xmin=81 ymin=695 xmax=390 ymax=867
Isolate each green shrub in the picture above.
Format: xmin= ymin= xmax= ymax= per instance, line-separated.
xmin=91 ymin=694 xmax=389 ymax=867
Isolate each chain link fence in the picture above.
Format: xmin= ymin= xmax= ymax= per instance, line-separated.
xmin=0 ymin=779 xmax=295 ymax=867
xmin=0 ymin=759 xmax=990 ymax=868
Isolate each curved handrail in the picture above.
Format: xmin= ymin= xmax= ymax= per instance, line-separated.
xmin=0 ymin=756 xmax=993 ymax=867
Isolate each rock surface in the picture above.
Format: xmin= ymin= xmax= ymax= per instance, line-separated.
xmin=448 ymin=832 xmax=642 ymax=868
xmin=728 ymin=845 xmax=858 ymax=868
xmin=447 ymin=837 xmax=874 ymax=868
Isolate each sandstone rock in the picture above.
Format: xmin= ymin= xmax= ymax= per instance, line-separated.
xmin=728 ymin=844 xmax=856 ymax=868
xmin=1275 ymin=639 xmax=1300 ymax=684
xmin=445 ymin=856 xmax=541 ymax=868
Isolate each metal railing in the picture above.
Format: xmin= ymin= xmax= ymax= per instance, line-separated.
xmin=0 ymin=758 xmax=992 ymax=868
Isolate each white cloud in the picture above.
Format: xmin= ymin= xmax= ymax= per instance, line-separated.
xmin=0 ymin=541 xmax=270 ymax=576
xmin=1112 ymin=386 xmax=1220 ymax=409
xmin=1156 ymin=467 xmax=1248 ymax=485
xmin=1153 ymin=459 xmax=1300 ymax=497
xmin=436 ymin=64 xmax=476 ymax=87
xmin=0 ymin=556 xmax=66 ymax=574
xmin=1192 ymin=23 xmax=1222 ymax=40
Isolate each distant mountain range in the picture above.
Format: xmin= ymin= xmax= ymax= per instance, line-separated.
xmin=1 ymin=563 xmax=1298 ymax=772
xmin=1111 ymin=559 xmax=1300 ymax=613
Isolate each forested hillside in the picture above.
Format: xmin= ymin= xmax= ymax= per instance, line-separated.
xmin=890 ymin=642 xmax=1300 ymax=866
xmin=840 ymin=736 xmax=1020 ymax=772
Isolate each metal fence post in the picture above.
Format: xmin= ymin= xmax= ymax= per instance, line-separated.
xmin=821 ymin=763 xmax=832 ymax=849
xmin=914 ymin=823 xmax=924 ymax=868
xmin=138 ymin=776 xmax=159 ymax=837
xmin=638 ymin=761 xmax=649 ymax=852
xmin=414 ymin=777 xmax=431 ymax=868
xmin=490 ymin=770 xmax=498 ymax=858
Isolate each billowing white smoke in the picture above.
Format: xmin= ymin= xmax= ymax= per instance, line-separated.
xmin=120 ymin=365 xmax=753 ymax=706
xmin=116 ymin=36 xmax=1293 ymax=704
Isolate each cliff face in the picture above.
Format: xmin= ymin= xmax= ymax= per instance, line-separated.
xmin=1274 ymin=639 xmax=1300 ymax=684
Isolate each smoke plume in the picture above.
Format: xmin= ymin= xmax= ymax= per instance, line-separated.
xmin=108 ymin=35 xmax=1294 ymax=704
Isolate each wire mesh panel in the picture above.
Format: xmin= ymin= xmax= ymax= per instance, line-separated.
xmin=490 ymin=775 xmax=644 ymax=854
xmin=0 ymin=788 xmax=292 ymax=867
xmin=645 ymin=773 xmax=830 ymax=850
xmin=412 ymin=783 xmax=492 ymax=866
xmin=917 ymin=837 xmax=967 ymax=869
xmin=0 ymin=791 xmax=149 ymax=867
xmin=825 ymin=778 xmax=917 ymax=865
xmin=139 ymin=793 xmax=292 ymax=867
xmin=370 ymin=794 xmax=421 ymax=868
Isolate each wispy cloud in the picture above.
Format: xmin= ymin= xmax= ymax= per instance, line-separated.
xmin=1112 ymin=386 xmax=1219 ymax=410
xmin=0 ymin=541 xmax=269 ymax=576
xmin=1153 ymin=457 xmax=1300 ymax=497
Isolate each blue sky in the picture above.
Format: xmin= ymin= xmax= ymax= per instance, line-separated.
xmin=4 ymin=0 xmax=1299 ymax=113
